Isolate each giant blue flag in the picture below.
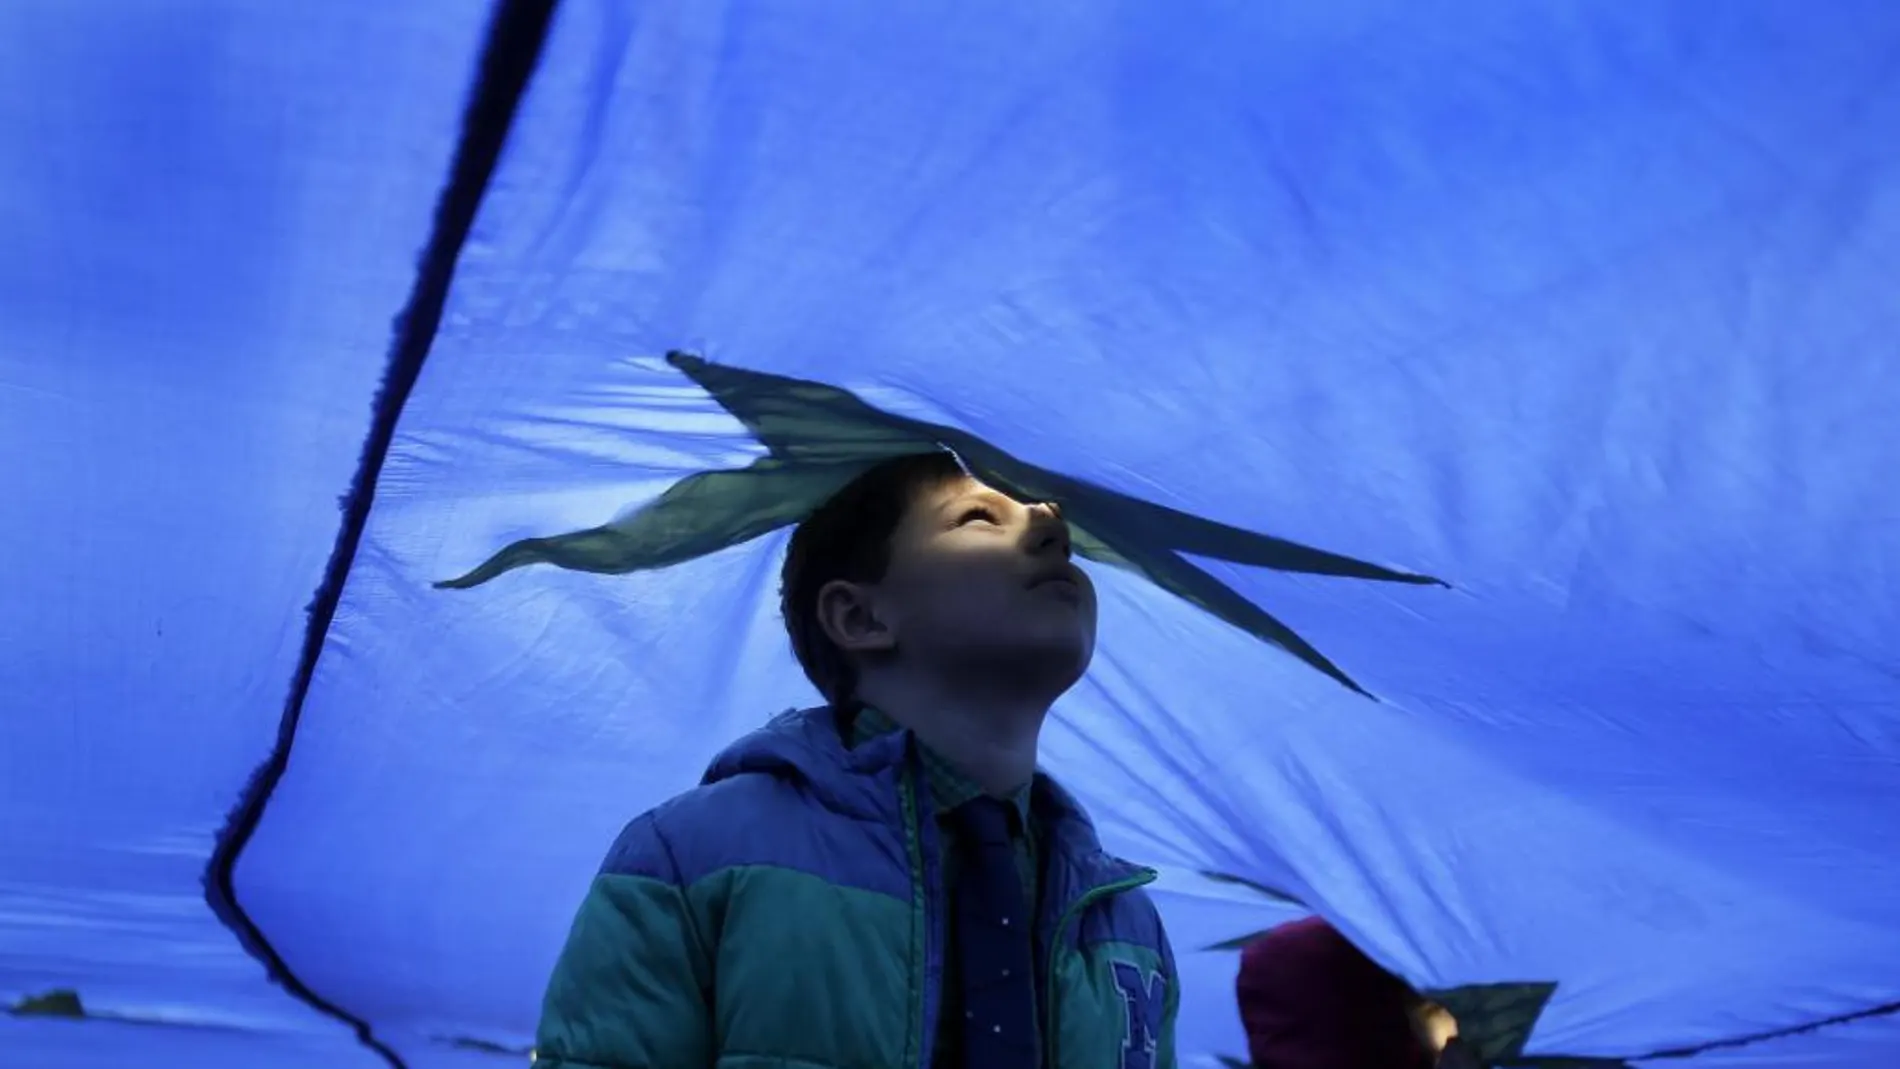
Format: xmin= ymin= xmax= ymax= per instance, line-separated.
xmin=4 ymin=1 xmax=1898 ymax=1067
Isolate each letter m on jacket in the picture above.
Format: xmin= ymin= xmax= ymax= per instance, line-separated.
xmin=1113 ymin=960 xmax=1167 ymax=1069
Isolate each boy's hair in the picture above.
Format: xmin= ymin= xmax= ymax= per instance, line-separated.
xmin=780 ymin=451 xmax=967 ymax=705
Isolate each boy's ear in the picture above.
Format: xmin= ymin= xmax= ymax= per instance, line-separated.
xmin=815 ymin=579 xmax=896 ymax=654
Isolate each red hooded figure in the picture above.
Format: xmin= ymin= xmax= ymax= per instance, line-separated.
xmin=1236 ymin=916 xmax=1437 ymax=1069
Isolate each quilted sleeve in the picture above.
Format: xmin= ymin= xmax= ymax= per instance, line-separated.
xmin=1157 ymin=922 xmax=1181 ymax=1069
xmin=533 ymin=814 xmax=714 ymax=1069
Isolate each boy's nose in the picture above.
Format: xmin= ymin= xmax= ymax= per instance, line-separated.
xmin=1025 ymin=505 xmax=1071 ymax=557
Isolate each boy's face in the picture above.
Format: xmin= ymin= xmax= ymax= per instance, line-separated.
xmin=861 ymin=472 xmax=1097 ymax=692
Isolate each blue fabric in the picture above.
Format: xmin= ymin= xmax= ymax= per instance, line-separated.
xmin=0 ymin=1 xmax=490 ymax=1065
xmin=5 ymin=0 xmax=1900 ymax=1066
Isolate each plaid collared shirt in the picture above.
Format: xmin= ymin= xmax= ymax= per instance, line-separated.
xmin=848 ymin=704 xmax=1039 ymax=901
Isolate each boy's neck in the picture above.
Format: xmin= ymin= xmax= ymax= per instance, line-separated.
xmin=856 ymin=675 xmax=1048 ymax=798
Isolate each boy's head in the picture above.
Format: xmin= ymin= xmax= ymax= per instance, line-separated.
xmin=780 ymin=451 xmax=1097 ymax=708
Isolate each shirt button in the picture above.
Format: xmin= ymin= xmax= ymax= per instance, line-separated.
xmin=1001 ymin=968 xmax=1011 ymax=978
xmin=1001 ymin=917 xmax=1011 ymax=926
xmin=992 ymin=1025 xmax=1002 ymax=1034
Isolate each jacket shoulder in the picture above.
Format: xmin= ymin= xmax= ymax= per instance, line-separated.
xmin=601 ymin=771 xmax=912 ymax=901
xmin=1080 ymin=880 xmax=1175 ymax=964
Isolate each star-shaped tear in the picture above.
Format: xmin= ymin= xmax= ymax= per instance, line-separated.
xmin=436 ymin=352 xmax=1446 ymax=696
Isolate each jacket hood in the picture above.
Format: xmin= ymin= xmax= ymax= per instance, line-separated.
xmin=700 ymin=705 xmax=906 ymax=821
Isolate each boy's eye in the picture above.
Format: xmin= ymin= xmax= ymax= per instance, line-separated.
xmin=955 ymin=506 xmax=999 ymax=526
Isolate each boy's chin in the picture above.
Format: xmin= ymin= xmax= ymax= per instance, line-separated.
xmin=950 ymin=633 xmax=1095 ymax=695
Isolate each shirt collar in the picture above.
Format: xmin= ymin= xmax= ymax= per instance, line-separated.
xmin=849 ymin=704 xmax=1034 ymax=828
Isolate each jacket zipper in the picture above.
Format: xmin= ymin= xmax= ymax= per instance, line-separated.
xmin=902 ymin=764 xmax=946 ymax=1069
xmin=1042 ymin=868 xmax=1157 ymax=1069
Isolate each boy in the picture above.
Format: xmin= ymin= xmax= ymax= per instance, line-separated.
xmin=532 ymin=450 xmax=1179 ymax=1069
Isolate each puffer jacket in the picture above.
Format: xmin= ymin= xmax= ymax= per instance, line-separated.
xmin=534 ymin=705 xmax=1179 ymax=1069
